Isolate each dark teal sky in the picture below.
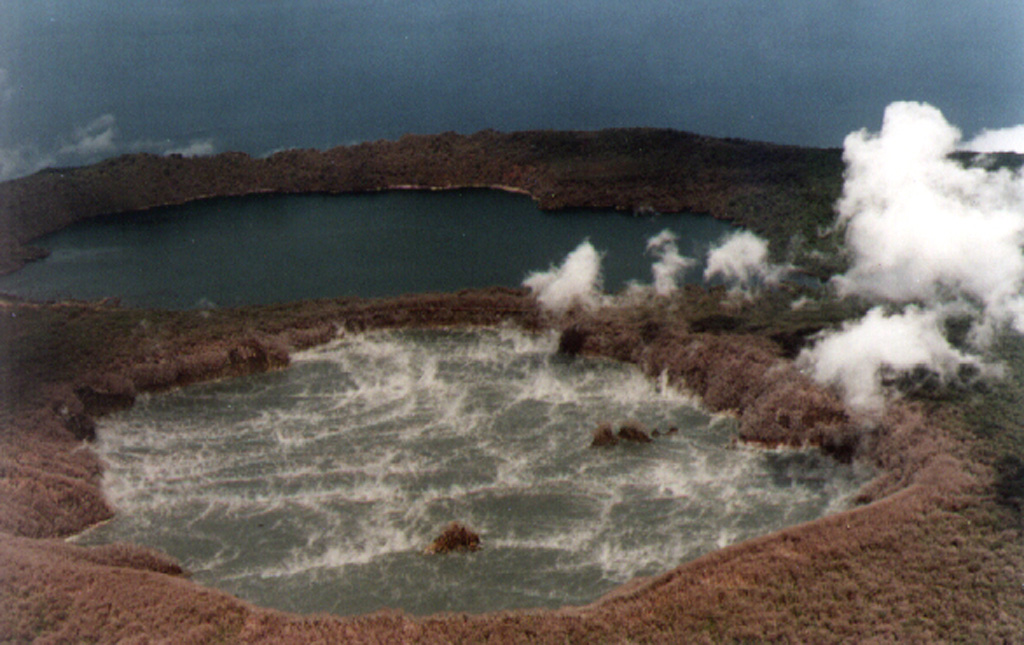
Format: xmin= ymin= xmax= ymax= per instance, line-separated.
xmin=1 ymin=1 xmax=1021 ymax=177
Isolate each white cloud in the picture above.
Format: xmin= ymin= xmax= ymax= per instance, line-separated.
xmin=58 ymin=113 xmax=118 ymax=157
xmin=832 ymin=101 xmax=1024 ymax=331
xmin=797 ymin=306 xmax=984 ymax=413
xmin=0 ymin=71 xmax=216 ymax=180
xmin=703 ymin=230 xmax=787 ymax=294
xmin=961 ymin=124 xmax=1024 ymax=154
xmin=0 ymin=99 xmax=216 ymax=180
xmin=801 ymin=101 xmax=1024 ymax=411
xmin=1 ymin=113 xmax=120 ymax=179
xmin=0 ymin=145 xmax=54 ymax=182
xmin=646 ymin=229 xmax=695 ymax=295
xmin=523 ymin=240 xmax=604 ymax=314
xmin=163 ymin=139 xmax=216 ymax=157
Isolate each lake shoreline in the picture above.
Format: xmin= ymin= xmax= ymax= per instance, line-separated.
xmin=0 ymin=189 xmax=737 ymax=309
xmin=2 ymin=287 xmax=1019 ymax=640
xmin=0 ymin=128 xmax=851 ymax=276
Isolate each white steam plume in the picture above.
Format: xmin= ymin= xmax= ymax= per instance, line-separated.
xmin=703 ymin=230 xmax=787 ymax=294
xmin=832 ymin=101 xmax=1024 ymax=334
xmin=798 ymin=306 xmax=988 ymax=413
xmin=164 ymin=139 xmax=216 ymax=157
xmin=523 ymin=240 xmax=604 ymax=314
xmin=800 ymin=101 xmax=1024 ymax=412
xmin=0 ymin=146 xmax=54 ymax=182
xmin=646 ymin=229 xmax=695 ymax=295
xmin=0 ymin=69 xmax=53 ymax=180
xmin=962 ymin=124 xmax=1024 ymax=154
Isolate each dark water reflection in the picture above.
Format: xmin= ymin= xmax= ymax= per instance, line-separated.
xmin=0 ymin=190 xmax=735 ymax=309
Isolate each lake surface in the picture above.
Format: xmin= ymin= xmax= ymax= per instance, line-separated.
xmin=0 ymin=190 xmax=735 ymax=309
xmin=75 ymin=328 xmax=870 ymax=616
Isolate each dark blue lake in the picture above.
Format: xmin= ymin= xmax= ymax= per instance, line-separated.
xmin=0 ymin=190 xmax=735 ymax=309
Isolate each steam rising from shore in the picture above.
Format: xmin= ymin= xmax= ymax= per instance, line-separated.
xmin=801 ymin=306 xmax=990 ymax=412
xmin=962 ymin=124 xmax=1024 ymax=154
xmin=646 ymin=230 xmax=695 ymax=295
xmin=524 ymin=229 xmax=785 ymax=312
xmin=522 ymin=240 xmax=604 ymax=313
xmin=800 ymin=101 xmax=1024 ymax=412
xmin=704 ymin=230 xmax=788 ymax=295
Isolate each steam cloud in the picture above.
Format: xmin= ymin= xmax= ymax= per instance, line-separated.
xmin=962 ymin=124 xmax=1024 ymax=154
xmin=0 ymin=111 xmax=217 ymax=180
xmin=799 ymin=101 xmax=1024 ymax=412
xmin=0 ymin=146 xmax=53 ymax=183
xmin=0 ymin=74 xmax=215 ymax=181
xmin=165 ymin=140 xmax=217 ymax=157
xmin=58 ymin=114 xmax=119 ymax=157
xmin=523 ymin=240 xmax=604 ymax=314
xmin=0 ymin=69 xmax=52 ymax=180
xmin=703 ymin=230 xmax=787 ymax=294
xmin=646 ymin=229 xmax=695 ymax=295
xmin=524 ymin=228 xmax=786 ymax=313
xmin=802 ymin=306 xmax=990 ymax=412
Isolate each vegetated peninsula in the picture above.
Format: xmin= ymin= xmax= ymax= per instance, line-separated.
xmin=0 ymin=128 xmax=849 ymax=275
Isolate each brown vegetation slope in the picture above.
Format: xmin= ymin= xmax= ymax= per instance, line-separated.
xmin=2 ymin=288 xmax=1022 ymax=641
xmin=0 ymin=129 xmax=846 ymax=274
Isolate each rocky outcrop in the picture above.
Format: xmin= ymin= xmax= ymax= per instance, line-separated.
xmin=557 ymin=324 xmax=588 ymax=356
xmin=591 ymin=420 xmax=655 ymax=447
xmin=590 ymin=423 xmax=619 ymax=447
xmin=424 ymin=522 xmax=481 ymax=554
xmin=617 ymin=420 xmax=653 ymax=443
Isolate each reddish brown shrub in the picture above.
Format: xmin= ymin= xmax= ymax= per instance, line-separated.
xmin=74 ymin=542 xmax=185 ymax=576
xmin=424 ymin=522 xmax=481 ymax=554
